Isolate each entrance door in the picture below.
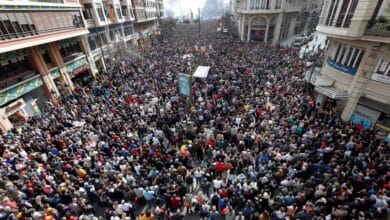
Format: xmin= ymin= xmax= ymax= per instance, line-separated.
xmin=250 ymin=29 xmax=266 ymax=41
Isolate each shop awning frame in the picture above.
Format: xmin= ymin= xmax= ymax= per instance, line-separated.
xmin=315 ymin=86 xmax=349 ymax=99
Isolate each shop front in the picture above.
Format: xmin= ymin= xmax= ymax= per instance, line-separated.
xmin=351 ymin=97 xmax=390 ymax=143
xmin=314 ymin=85 xmax=349 ymax=112
xmin=65 ymin=55 xmax=91 ymax=85
xmin=0 ymin=75 xmax=46 ymax=131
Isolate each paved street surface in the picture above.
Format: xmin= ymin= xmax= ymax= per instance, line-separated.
xmin=0 ymin=18 xmax=388 ymax=220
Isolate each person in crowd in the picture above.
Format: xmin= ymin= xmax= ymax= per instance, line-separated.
xmin=0 ymin=20 xmax=388 ymax=220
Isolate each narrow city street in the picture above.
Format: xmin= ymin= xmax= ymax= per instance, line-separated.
xmin=0 ymin=0 xmax=389 ymax=220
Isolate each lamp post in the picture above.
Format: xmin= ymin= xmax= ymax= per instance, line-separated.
xmin=92 ymin=17 xmax=107 ymax=69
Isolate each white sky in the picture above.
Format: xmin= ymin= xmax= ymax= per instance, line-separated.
xmin=165 ymin=0 xmax=230 ymax=17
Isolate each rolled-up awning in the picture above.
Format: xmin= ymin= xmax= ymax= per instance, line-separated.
xmin=315 ymin=86 xmax=349 ymax=99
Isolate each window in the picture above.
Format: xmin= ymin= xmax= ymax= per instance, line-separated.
xmin=323 ymin=0 xmax=358 ymax=28
xmin=1 ymin=13 xmax=17 ymax=38
xmin=275 ymin=0 xmax=282 ymax=9
xmin=88 ymin=35 xmax=97 ymax=50
xmin=96 ymin=3 xmax=106 ymax=21
xmin=116 ymin=4 xmax=122 ymax=19
xmin=374 ymin=59 xmax=390 ymax=76
xmin=8 ymin=56 xmax=32 ymax=75
xmin=122 ymin=6 xmax=128 ymax=16
xmin=41 ymin=50 xmax=52 ymax=64
xmin=124 ymin=26 xmax=133 ymax=36
xmin=83 ymin=3 xmax=94 ymax=20
xmin=60 ymin=41 xmax=82 ymax=58
xmin=371 ymin=58 xmax=390 ymax=84
xmin=329 ymin=43 xmax=365 ymax=74
xmin=109 ymin=30 xmax=115 ymax=41
xmin=0 ymin=60 xmax=15 ymax=80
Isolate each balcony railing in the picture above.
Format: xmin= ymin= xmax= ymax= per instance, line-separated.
xmin=318 ymin=17 xmax=352 ymax=28
xmin=0 ymin=12 xmax=85 ymax=41
xmin=365 ymin=19 xmax=390 ymax=37
xmin=86 ymin=19 xmax=95 ymax=27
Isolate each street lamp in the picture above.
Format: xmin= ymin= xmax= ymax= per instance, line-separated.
xmin=92 ymin=16 xmax=107 ymax=69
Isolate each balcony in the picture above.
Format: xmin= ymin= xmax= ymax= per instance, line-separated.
xmin=0 ymin=11 xmax=88 ymax=53
xmin=237 ymin=7 xmax=282 ymax=14
xmin=365 ymin=19 xmax=390 ymax=37
xmin=316 ymin=18 xmax=363 ymax=39
xmin=85 ymin=19 xmax=96 ymax=28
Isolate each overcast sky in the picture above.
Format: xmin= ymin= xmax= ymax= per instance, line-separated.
xmin=165 ymin=0 xmax=230 ymax=17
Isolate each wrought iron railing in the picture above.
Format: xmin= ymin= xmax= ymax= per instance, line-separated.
xmin=365 ymin=19 xmax=390 ymax=36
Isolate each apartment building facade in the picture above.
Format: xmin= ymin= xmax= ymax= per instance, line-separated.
xmin=0 ymin=0 xmax=93 ymax=131
xmin=312 ymin=0 xmax=390 ymax=137
xmin=132 ymin=0 xmax=160 ymax=47
xmin=234 ymin=0 xmax=323 ymax=44
xmin=0 ymin=0 xmax=161 ymax=131
xmin=79 ymin=0 xmax=137 ymax=71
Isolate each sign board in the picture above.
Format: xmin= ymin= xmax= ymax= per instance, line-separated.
xmin=193 ymin=66 xmax=210 ymax=78
xmin=178 ymin=74 xmax=191 ymax=96
xmin=3 ymin=98 xmax=25 ymax=117
xmin=327 ymin=57 xmax=357 ymax=75
xmin=350 ymin=104 xmax=381 ymax=129
xmin=371 ymin=73 xmax=390 ymax=84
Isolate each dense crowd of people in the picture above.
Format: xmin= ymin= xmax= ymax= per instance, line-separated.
xmin=0 ymin=20 xmax=388 ymax=220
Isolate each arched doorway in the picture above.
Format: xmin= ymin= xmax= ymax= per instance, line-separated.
xmin=249 ymin=16 xmax=268 ymax=42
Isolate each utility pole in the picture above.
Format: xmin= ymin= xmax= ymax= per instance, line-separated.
xmin=93 ymin=17 xmax=107 ymax=71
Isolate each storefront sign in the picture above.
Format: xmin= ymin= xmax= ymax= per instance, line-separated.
xmin=327 ymin=57 xmax=357 ymax=75
xmin=2 ymin=98 xmax=26 ymax=117
xmin=371 ymin=73 xmax=390 ymax=84
xmin=0 ymin=76 xmax=43 ymax=106
xmin=72 ymin=64 xmax=90 ymax=76
xmin=65 ymin=56 xmax=89 ymax=75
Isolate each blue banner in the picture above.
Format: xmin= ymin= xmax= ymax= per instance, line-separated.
xmin=327 ymin=57 xmax=357 ymax=75
xmin=178 ymin=74 xmax=191 ymax=96
xmin=351 ymin=112 xmax=371 ymax=129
